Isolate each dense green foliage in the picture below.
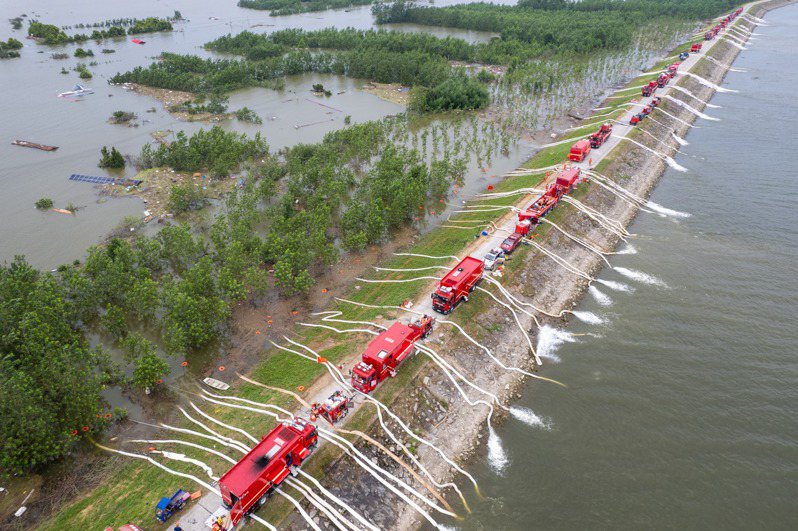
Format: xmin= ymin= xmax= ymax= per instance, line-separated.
xmin=74 ymin=47 xmax=94 ymax=58
xmin=374 ymin=1 xmax=742 ymax=55
xmin=99 ymin=146 xmax=125 ymax=169
xmin=138 ymin=126 xmax=268 ymax=177
xmin=238 ymin=0 xmax=373 ymax=16
xmin=0 ymin=38 xmax=22 ymax=59
xmin=35 ymin=198 xmax=54 ymax=210
xmin=410 ymin=70 xmax=489 ymax=112
xmin=28 ymin=22 xmax=72 ymax=44
xmin=0 ymin=258 xmax=112 ymax=475
xmin=29 ymin=16 xmax=174 ymax=45
xmin=127 ymin=17 xmax=173 ymax=35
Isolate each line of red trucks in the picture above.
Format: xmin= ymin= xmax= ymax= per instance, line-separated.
xmin=706 ymin=8 xmax=743 ymax=40
xmin=567 ymin=123 xmax=613 ymax=163
xmin=210 ymin=10 xmax=746 ymax=530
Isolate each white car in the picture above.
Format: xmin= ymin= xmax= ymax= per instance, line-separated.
xmin=483 ymin=248 xmax=505 ymax=271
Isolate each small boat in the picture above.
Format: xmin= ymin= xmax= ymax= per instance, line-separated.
xmin=12 ymin=140 xmax=58 ymax=151
xmin=131 ymin=38 xmax=145 ymax=45
xmin=58 ymin=84 xmax=94 ymax=98
xmin=203 ymin=377 xmax=230 ymax=390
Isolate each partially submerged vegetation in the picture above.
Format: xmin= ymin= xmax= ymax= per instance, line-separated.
xmin=239 ymin=0 xmax=373 ymax=16
xmin=0 ymin=37 xmax=22 ymax=59
xmin=27 ymin=15 xmax=177 ymax=45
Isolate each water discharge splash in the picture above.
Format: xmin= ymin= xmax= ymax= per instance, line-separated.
xmin=671 ymin=131 xmax=689 ymax=146
xmin=669 ymin=85 xmax=722 ymax=108
xmin=616 ymin=244 xmax=637 ymax=255
xmin=596 ymin=278 xmax=634 ymax=292
xmin=537 ymin=325 xmax=578 ymax=362
xmin=646 ymin=201 xmax=691 ymax=218
xmin=682 ymin=71 xmax=739 ymax=93
xmin=614 ymin=267 xmax=669 ymax=288
xmin=487 ymin=425 xmax=509 ymax=472
xmin=571 ymin=311 xmax=607 ymax=325
xmin=589 ymin=285 xmax=613 ymax=306
xmin=612 ymin=135 xmax=687 ymax=172
xmin=664 ymin=95 xmax=720 ymax=121
xmin=509 ymin=406 xmax=551 ymax=429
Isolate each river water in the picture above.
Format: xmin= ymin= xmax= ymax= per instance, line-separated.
xmin=0 ymin=0 xmax=511 ymax=269
xmin=457 ymin=5 xmax=798 ymax=529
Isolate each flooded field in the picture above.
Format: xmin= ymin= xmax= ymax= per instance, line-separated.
xmin=0 ymin=0 xmax=511 ymax=269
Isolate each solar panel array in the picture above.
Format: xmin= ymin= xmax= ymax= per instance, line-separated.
xmin=69 ymin=174 xmax=142 ymax=186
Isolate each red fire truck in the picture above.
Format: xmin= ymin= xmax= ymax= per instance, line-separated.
xmin=217 ymin=417 xmax=318 ymax=528
xmin=311 ymin=390 xmax=352 ymax=424
xmin=431 ymin=256 xmax=484 ymax=314
xmin=351 ymin=316 xmax=434 ymax=392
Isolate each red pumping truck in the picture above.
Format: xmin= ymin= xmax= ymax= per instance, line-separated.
xmin=589 ymin=123 xmax=612 ymax=148
xmin=567 ymin=139 xmax=591 ymax=162
xmin=351 ymin=316 xmax=434 ymax=392
xmin=657 ymin=72 xmax=670 ymax=88
xmin=690 ymin=43 xmax=703 ymax=53
xmin=311 ymin=390 xmax=352 ymax=425
xmin=517 ymin=168 xmax=581 ymax=226
xmin=216 ymin=417 xmax=318 ymax=529
xmin=431 ymin=256 xmax=484 ymax=314
xmin=641 ymin=80 xmax=658 ymax=97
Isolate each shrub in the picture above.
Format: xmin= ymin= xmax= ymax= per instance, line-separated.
xmin=35 ymin=198 xmax=54 ymax=209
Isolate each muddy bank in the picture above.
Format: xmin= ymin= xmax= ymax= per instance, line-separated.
xmin=119 ymin=83 xmax=231 ymax=122
xmin=281 ymin=4 xmax=786 ymax=529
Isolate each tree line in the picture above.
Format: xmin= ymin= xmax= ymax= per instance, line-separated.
xmin=372 ymin=0 xmax=744 ymax=55
xmin=1 ymin=119 xmax=466 ymax=476
xmin=28 ymin=17 xmax=174 ymax=45
xmin=238 ymin=0 xmax=373 ymax=16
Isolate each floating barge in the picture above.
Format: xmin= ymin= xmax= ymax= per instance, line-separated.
xmin=12 ymin=140 xmax=58 ymax=151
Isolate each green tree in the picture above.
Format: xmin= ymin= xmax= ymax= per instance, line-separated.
xmin=132 ymin=351 xmax=169 ymax=391
xmin=99 ymin=146 xmax=125 ymax=168
xmin=0 ymin=257 xmax=109 ymax=475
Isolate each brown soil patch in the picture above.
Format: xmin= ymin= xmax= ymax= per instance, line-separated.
xmin=100 ymin=167 xmax=237 ymax=218
xmin=119 ymin=83 xmax=231 ymax=123
xmin=361 ymin=82 xmax=411 ymax=106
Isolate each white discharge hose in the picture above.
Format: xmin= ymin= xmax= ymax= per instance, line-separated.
xmin=298 ymin=469 xmax=380 ymax=531
xmin=285 ymin=477 xmax=356 ymax=531
xmin=177 ymin=407 xmax=251 ymax=453
xmin=278 ymin=337 xmax=480 ymax=495
xmin=189 ymin=402 xmax=259 ymax=445
xmin=92 ymin=441 xmax=277 ymax=530
xmin=275 ymin=488 xmax=323 ymax=531
xmin=127 ymin=438 xmax=237 ymax=464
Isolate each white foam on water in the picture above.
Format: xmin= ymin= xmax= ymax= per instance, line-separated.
xmin=730 ymin=67 xmax=747 ymax=73
xmin=671 ymin=132 xmax=689 ymax=146
xmin=613 ymin=135 xmax=688 ymax=172
xmin=670 ymin=85 xmax=721 ymax=109
xmin=589 ymin=285 xmax=613 ymax=306
xmin=646 ymin=201 xmax=691 ymax=218
xmin=571 ymin=311 xmax=607 ymax=325
xmin=536 ymin=325 xmax=578 ymax=362
xmin=596 ymin=278 xmax=634 ymax=292
xmin=510 ymin=406 xmax=551 ymax=430
xmin=664 ymin=95 xmax=720 ymax=121
xmin=683 ymin=72 xmax=739 ymax=93
xmin=613 ymin=267 xmax=668 ymax=288
xmin=664 ymin=155 xmax=688 ymax=173
xmin=487 ymin=426 xmax=508 ymax=473
xmin=616 ymin=243 xmax=637 ymax=255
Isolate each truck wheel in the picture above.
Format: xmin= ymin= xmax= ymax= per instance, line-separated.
xmin=258 ymin=494 xmax=269 ymax=507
